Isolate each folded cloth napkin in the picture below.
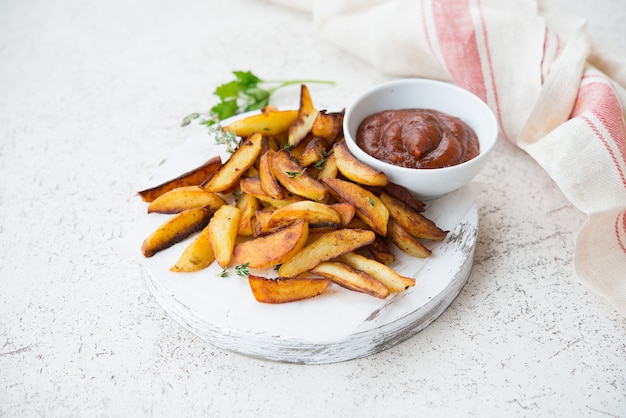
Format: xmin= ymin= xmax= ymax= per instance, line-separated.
xmin=266 ymin=0 xmax=626 ymax=315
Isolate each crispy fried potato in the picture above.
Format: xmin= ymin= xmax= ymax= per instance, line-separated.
xmin=321 ymin=177 xmax=389 ymax=236
xmin=311 ymin=261 xmax=389 ymax=299
xmin=266 ymin=201 xmax=342 ymax=231
xmin=141 ymin=207 xmax=215 ymax=258
xmin=329 ymin=202 xmax=355 ymax=226
xmin=287 ymin=132 xmax=314 ymax=161
xmin=299 ymin=137 xmax=327 ymax=167
xmin=316 ymin=152 xmax=338 ymax=180
xmin=288 ymin=84 xmax=319 ymax=147
xmin=147 ymin=186 xmax=226 ymax=214
xmin=231 ymin=220 xmax=309 ymax=269
xmin=248 ymin=275 xmax=330 ymax=304
xmin=386 ymin=218 xmax=432 ymax=258
xmin=345 ymin=216 xmax=371 ymax=230
xmin=222 ymin=109 xmax=298 ymax=137
xmin=383 ymin=183 xmax=426 ymax=212
xmin=366 ymin=235 xmax=395 ymax=265
xmin=333 ymin=141 xmax=388 ymax=187
xmin=138 ymin=156 xmax=222 ymax=202
xmin=278 ymin=228 xmax=375 ymax=278
xmin=208 ymin=205 xmax=242 ymax=268
xmin=259 ymin=150 xmax=285 ymax=200
xmin=311 ymin=110 xmax=344 ymax=143
xmin=270 ymin=149 xmax=328 ymax=201
xmin=170 ymin=225 xmax=215 ymax=272
xmin=380 ymin=192 xmax=448 ymax=241
xmin=338 ymin=252 xmax=415 ymax=292
xmin=203 ymin=132 xmax=263 ymax=193
xmin=236 ymin=192 xmax=260 ymax=236
xmin=239 ymin=177 xmax=304 ymax=208
xmin=251 ymin=209 xmax=272 ymax=231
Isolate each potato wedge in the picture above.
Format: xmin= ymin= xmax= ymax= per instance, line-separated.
xmin=288 ymin=84 xmax=319 ymax=147
xmin=141 ymin=207 xmax=215 ymax=258
xmin=236 ymin=192 xmax=260 ymax=236
xmin=250 ymin=210 xmax=272 ymax=237
xmin=208 ymin=205 xmax=242 ymax=268
xmin=147 ymin=186 xmax=226 ymax=214
xmin=380 ymin=192 xmax=448 ymax=241
xmin=287 ymin=132 xmax=314 ymax=161
xmin=366 ymin=235 xmax=395 ymax=265
xmin=270 ymin=149 xmax=328 ymax=201
xmin=259 ymin=135 xmax=280 ymax=158
xmin=321 ymin=177 xmax=389 ymax=236
xmin=278 ymin=228 xmax=375 ymax=278
xmin=231 ymin=220 xmax=309 ymax=269
xmin=138 ymin=156 xmax=222 ymax=202
xmin=248 ymin=275 xmax=330 ymax=304
xmin=203 ymin=132 xmax=263 ymax=193
xmin=315 ymin=152 xmax=338 ymax=180
xmin=329 ymin=202 xmax=355 ymax=226
xmin=266 ymin=201 xmax=342 ymax=231
xmin=383 ymin=183 xmax=426 ymax=212
xmin=259 ymin=150 xmax=284 ymax=200
xmin=345 ymin=216 xmax=371 ymax=230
xmin=239 ymin=177 xmax=304 ymax=208
xmin=299 ymin=137 xmax=327 ymax=167
xmin=222 ymin=109 xmax=298 ymax=137
xmin=386 ymin=218 xmax=432 ymax=258
xmin=333 ymin=141 xmax=388 ymax=187
xmin=338 ymin=252 xmax=415 ymax=292
xmin=311 ymin=110 xmax=344 ymax=143
xmin=311 ymin=261 xmax=389 ymax=299
xmin=170 ymin=225 xmax=215 ymax=272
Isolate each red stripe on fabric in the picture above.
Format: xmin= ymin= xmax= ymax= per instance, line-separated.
xmin=615 ymin=209 xmax=626 ymax=256
xmin=475 ymin=0 xmax=504 ymax=137
xmin=572 ymin=77 xmax=626 ymax=176
xmin=581 ymin=114 xmax=626 ymax=189
xmin=432 ymin=0 xmax=487 ymax=101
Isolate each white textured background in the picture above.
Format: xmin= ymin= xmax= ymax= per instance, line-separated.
xmin=1 ymin=0 xmax=625 ymax=416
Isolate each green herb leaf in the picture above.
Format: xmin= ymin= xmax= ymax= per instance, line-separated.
xmin=182 ymin=70 xmax=334 ymax=130
xmin=209 ymin=124 xmax=238 ymax=153
xmin=286 ymin=170 xmax=304 ymax=178
xmin=181 ymin=112 xmax=201 ymax=127
xmin=218 ymin=268 xmax=228 ymax=278
xmin=233 ymin=70 xmax=261 ymax=87
xmin=235 ymin=262 xmax=250 ymax=277
xmin=367 ymin=197 xmax=375 ymax=207
xmin=315 ymin=150 xmax=329 ymax=169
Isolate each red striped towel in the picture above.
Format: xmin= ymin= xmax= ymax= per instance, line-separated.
xmin=273 ymin=0 xmax=626 ymax=315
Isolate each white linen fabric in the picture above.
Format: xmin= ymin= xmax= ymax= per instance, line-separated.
xmin=266 ymin=0 xmax=626 ymax=315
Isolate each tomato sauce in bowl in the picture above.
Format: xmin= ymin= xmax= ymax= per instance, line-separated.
xmin=356 ymin=108 xmax=479 ymax=169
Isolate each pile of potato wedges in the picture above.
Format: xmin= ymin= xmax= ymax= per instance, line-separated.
xmin=138 ymin=85 xmax=448 ymax=304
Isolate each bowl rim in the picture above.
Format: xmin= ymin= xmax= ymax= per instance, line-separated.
xmin=342 ymin=78 xmax=499 ymax=174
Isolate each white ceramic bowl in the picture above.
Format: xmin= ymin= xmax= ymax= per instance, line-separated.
xmin=343 ymin=78 xmax=499 ymax=199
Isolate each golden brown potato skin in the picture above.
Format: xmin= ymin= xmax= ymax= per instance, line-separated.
xmin=230 ymin=220 xmax=309 ymax=269
xmin=137 ymin=156 xmax=222 ymax=202
xmin=141 ymin=207 xmax=215 ymax=258
xmin=278 ymin=228 xmax=375 ymax=278
xmin=248 ymin=275 xmax=330 ymax=304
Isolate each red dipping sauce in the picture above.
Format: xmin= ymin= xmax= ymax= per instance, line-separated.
xmin=355 ymin=109 xmax=480 ymax=169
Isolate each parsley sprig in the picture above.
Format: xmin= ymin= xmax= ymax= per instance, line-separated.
xmin=182 ymin=70 xmax=334 ymax=128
